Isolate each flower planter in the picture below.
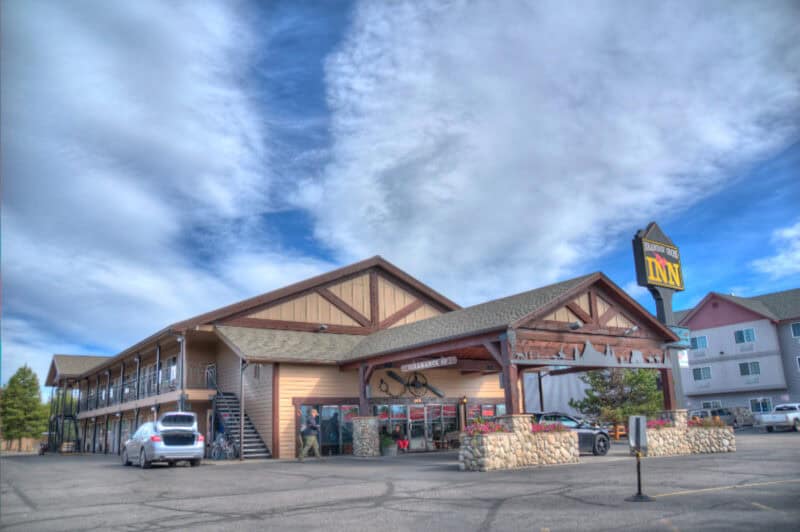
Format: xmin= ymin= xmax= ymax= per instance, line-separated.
xmin=381 ymin=444 xmax=398 ymax=457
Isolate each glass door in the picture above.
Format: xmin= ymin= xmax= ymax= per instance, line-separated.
xmin=340 ymin=405 xmax=359 ymax=455
xmin=409 ymin=405 xmax=425 ymax=450
xmin=320 ymin=405 xmax=341 ymax=456
xmin=425 ymin=404 xmax=442 ymax=448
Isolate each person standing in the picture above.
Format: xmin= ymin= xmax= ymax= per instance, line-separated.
xmin=299 ymin=408 xmax=323 ymax=461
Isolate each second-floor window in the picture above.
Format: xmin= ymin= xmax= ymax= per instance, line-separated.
xmin=690 ymin=336 xmax=708 ymax=350
xmin=792 ymin=322 xmax=800 ymax=337
xmin=739 ymin=361 xmax=760 ymax=376
xmin=734 ymin=328 xmax=755 ymax=344
xmin=692 ymin=367 xmax=711 ymax=381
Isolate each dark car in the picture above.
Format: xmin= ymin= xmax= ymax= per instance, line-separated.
xmin=531 ymin=412 xmax=610 ymax=456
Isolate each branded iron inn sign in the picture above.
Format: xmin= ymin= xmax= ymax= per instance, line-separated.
xmin=400 ymin=356 xmax=457 ymax=373
xmin=633 ymin=223 xmax=685 ymax=291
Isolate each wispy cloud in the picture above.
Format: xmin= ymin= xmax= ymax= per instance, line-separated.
xmin=0 ymin=1 xmax=335 ymax=384
xmin=298 ymin=0 xmax=800 ymax=304
xmin=751 ymin=219 xmax=800 ymax=279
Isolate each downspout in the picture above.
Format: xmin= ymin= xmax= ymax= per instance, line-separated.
xmin=178 ymin=333 xmax=187 ymax=411
xmin=155 ymin=344 xmax=161 ymax=396
xmin=135 ymin=353 xmax=141 ymax=399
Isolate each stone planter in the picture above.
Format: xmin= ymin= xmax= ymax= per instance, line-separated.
xmin=644 ymin=414 xmax=735 ymax=457
xmin=459 ymin=416 xmax=579 ymax=472
xmin=352 ymin=416 xmax=380 ymax=457
xmin=381 ymin=444 xmax=398 ymax=456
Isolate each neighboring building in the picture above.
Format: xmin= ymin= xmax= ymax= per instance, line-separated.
xmin=45 ymin=256 xmax=678 ymax=459
xmin=677 ymin=288 xmax=800 ymax=414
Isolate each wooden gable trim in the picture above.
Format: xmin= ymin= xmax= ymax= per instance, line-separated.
xmin=678 ymin=292 xmax=775 ymax=327
xmin=511 ymin=273 xmax=677 ymax=343
xmin=565 ymin=301 xmax=592 ymax=325
xmin=316 ymin=287 xmax=371 ymax=328
xmin=223 ymin=317 xmax=372 ymax=336
xmin=379 ymin=299 xmax=425 ymax=329
xmin=369 ymin=270 xmax=380 ymax=327
xmin=374 ymin=270 xmax=453 ymax=315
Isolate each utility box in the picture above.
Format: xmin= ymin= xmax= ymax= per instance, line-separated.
xmin=628 ymin=416 xmax=648 ymax=455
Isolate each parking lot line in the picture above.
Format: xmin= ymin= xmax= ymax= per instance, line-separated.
xmin=652 ymin=478 xmax=800 ymax=498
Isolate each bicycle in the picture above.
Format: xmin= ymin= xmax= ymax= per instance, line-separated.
xmin=210 ymin=433 xmax=238 ymax=460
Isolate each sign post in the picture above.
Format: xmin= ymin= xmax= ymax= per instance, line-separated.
xmin=633 ymin=222 xmax=686 ymax=407
xmin=626 ymin=415 xmax=654 ymax=502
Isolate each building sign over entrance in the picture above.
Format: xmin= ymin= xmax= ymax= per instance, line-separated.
xmin=633 ymin=222 xmax=684 ymax=291
xmin=400 ymin=356 xmax=457 ymax=373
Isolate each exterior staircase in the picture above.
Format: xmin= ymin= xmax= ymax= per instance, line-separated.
xmin=214 ymin=393 xmax=271 ymax=459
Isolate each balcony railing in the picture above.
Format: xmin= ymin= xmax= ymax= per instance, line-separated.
xmin=79 ymin=365 xmax=215 ymax=413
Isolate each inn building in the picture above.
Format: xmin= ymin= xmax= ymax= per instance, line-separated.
xmin=45 ymin=257 xmax=679 ymax=459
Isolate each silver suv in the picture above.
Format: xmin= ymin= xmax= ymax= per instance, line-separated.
xmin=122 ymin=412 xmax=204 ymax=468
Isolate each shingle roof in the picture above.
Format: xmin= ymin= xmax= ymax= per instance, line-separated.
xmin=750 ymin=288 xmax=800 ymax=321
xmin=215 ymin=326 xmax=363 ymax=365
xmin=343 ymin=273 xmax=599 ymax=361
xmin=46 ymin=354 xmax=110 ymax=385
xmin=715 ymin=293 xmax=779 ymax=321
xmin=673 ymin=309 xmax=691 ymax=323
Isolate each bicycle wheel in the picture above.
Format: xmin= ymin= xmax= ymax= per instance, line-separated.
xmin=211 ymin=446 xmax=221 ymax=460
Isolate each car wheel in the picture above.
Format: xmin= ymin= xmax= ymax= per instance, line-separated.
xmin=122 ymin=449 xmax=131 ymax=466
xmin=766 ymin=426 xmax=774 ymax=433
xmin=593 ymin=434 xmax=609 ymax=456
xmin=190 ymin=459 xmax=201 ymax=467
xmin=167 ymin=461 xmax=175 ymax=467
xmin=794 ymin=420 xmax=799 ymax=433
xmin=732 ymin=420 xmax=739 ymax=429
xmin=139 ymin=449 xmax=151 ymax=469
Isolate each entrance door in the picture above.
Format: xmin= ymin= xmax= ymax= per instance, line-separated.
xmin=320 ymin=405 xmax=341 ymax=456
xmin=409 ymin=405 xmax=426 ymax=451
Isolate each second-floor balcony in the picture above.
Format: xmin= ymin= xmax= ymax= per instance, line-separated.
xmin=78 ymin=365 xmax=216 ymax=413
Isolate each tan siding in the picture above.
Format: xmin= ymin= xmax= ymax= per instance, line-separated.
xmin=248 ymin=292 xmax=359 ymax=326
xmin=216 ymin=343 xmax=241 ymax=395
xmin=368 ymin=369 xmax=504 ymax=400
xmin=389 ymin=303 xmax=442 ymax=328
xmin=378 ymin=276 xmax=417 ymax=321
xmin=242 ymin=363 xmax=273 ymax=451
xmin=278 ymin=364 xmax=359 ymax=458
xmin=573 ymin=293 xmax=590 ymax=314
xmin=597 ymin=297 xmax=611 ymax=316
xmin=608 ymin=313 xmax=634 ymax=328
xmin=544 ymin=306 xmax=580 ymax=322
xmin=328 ymin=274 xmax=370 ymax=318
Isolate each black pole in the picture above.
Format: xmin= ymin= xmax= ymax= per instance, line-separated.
xmin=626 ymin=417 xmax=654 ymax=502
xmin=538 ymin=371 xmax=544 ymax=411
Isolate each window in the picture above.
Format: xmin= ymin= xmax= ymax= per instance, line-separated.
xmin=796 ymin=356 xmax=800 ymax=372
xmin=253 ymin=365 xmax=261 ymax=381
xmin=734 ymin=328 xmax=756 ymax=344
xmin=792 ymin=322 xmax=800 ymax=337
xmin=739 ymin=361 xmax=760 ymax=376
xmin=690 ymin=336 xmax=708 ymax=350
xmin=750 ymin=398 xmax=772 ymax=413
xmin=692 ymin=367 xmax=711 ymax=381
xmin=702 ymin=400 xmax=721 ymax=409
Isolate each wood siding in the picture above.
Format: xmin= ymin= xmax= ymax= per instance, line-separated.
xmin=544 ymin=306 xmax=580 ymax=322
xmin=216 ymin=343 xmax=241 ymax=395
xmin=277 ymin=364 xmax=359 ymax=458
xmin=368 ymin=368 xmax=504 ymax=400
xmin=327 ymin=274 xmax=371 ymax=319
xmin=242 ymin=362 xmax=273 ymax=452
xmin=248 ymin=292 xmax=359 ymax=326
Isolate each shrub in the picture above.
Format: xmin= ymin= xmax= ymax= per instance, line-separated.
xmin=688 ymin=417 xmax=727 ymax=428
xmin=646 ymin=419 xmax=674 ymax=430
xmin=531 ymin=422 xmax=568 ymax=433
xmin=380 ymin=434 xmax=396 ymax=448
xmin=464 ymin=421 xmax=508 ymax=436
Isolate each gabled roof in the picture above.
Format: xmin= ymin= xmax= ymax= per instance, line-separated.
xmin=174 ymin=256 xmax=460 ymax=330
xmin=216 ymin=326 xmax=363 ymax=365
xmin=678 ymin=288 xmax=800 ymax=326
xmin=45 ymin=355 xmax=109 ymax=386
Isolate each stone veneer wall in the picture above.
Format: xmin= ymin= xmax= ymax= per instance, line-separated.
xmin=459 ymin=415 xmax=579 ymax=472
xmin=352 ymin=417 xmax=380 ymax=457
xmin=645 ymin=410 xmax=735 ymax=457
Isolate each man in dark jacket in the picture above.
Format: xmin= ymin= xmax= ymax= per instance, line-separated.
xmin=299 ymin=409 xmax=322 ymax=461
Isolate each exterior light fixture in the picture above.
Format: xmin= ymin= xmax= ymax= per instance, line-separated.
xmin=624 ymin=326 xmax=639 ymax=335
xmin=568 ymin=321 xmax=583 ymax=330
xmin=318 ymin=324 xmax=329 ymax=331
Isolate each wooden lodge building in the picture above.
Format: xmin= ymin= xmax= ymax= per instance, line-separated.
xmin=45 ymin=256 xmax=679 ymax=459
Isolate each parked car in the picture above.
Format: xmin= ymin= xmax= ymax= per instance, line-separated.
xmin=754 ymin=403 xmax=800 ymax=432
xmin=689 ymin=408 xmax=739 ymax=428
xmin=531 ymin=412 xmax=610 ymax=456
xmin=122 ymin=412 xmax=204 ymax=468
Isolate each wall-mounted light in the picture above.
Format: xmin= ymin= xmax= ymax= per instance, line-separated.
xmin=318 ymin=324 xmax=329 ymax=332
xmin=624 ymin=326 xmax=639 ymax=336
xmin=568 ymin=321 xmax=583 ymax=330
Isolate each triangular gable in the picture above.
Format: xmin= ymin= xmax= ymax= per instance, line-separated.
xmin=514 ymin=274 xmax=677 ymax=342
xmin=209 ymin=257 xmax=458 ymax=334
xmin=679 ymin=293 xmax=773 ymax=330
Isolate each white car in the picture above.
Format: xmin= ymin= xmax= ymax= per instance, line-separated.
xmin=754 ymin=403 xmax=800 ymax=432
xmin=122 ymin=412 xmax=204 ymax=468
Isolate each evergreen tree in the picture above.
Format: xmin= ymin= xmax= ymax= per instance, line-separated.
xmin=0 ymin=366 xmax=48 ymax=450
xmin=568 ymin=368 xmax=663 ymax=424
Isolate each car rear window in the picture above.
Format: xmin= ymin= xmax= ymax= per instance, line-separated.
xmin=160 ymin=414 xmax=195 ymax=426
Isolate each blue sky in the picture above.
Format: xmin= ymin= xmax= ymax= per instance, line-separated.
xmin=2 ymin=0 xmax=799 ymax=390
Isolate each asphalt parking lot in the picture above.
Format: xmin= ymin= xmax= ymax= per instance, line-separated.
xmin=1 ymin=430 xmax=798 ymax=532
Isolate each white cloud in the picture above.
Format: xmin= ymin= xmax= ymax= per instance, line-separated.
xmin=0 ymin=1 xmax=335 ymax=385
xmin=623 ymin=281 xmax=649 ymax=301
xmin=298 ymin=0 xmax=800 ymax=304
xmin=751 ymin=219 xmax=800 ymax=279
